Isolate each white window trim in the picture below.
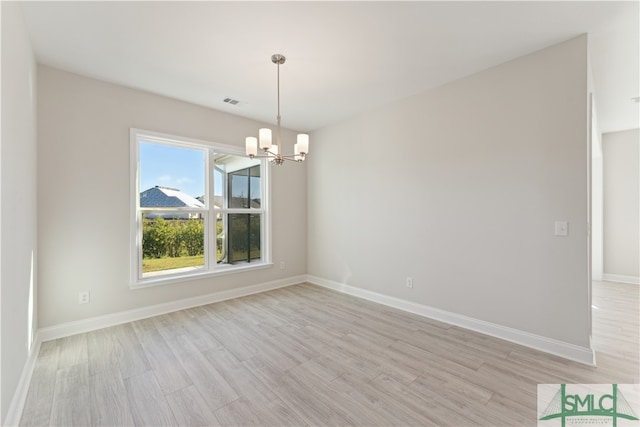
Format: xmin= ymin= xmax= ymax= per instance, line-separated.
xmin=130 ymin=128 xmax=272 ymax=288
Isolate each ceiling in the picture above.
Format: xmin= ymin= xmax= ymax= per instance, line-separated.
xmin=20 ymin=1 xmax=639 ymax=134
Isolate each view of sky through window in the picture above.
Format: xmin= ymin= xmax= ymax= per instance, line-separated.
xmin=139 ymin=141 xmax=218 ymax=198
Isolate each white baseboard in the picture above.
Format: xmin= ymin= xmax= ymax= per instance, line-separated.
xmin=602 ymin=273 xmax=640 ymax=285
xmin=3 ymin=332 xmax=42 ymax=427
xmin=306 ymin=275 xmax=596 ymax=367
xmin=39 ymin=275 xmax=306 ymax=342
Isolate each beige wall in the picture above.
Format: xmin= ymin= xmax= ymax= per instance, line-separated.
xmin=37 ymin=66 xmax=307 ymax=328
xmin=1 ymin=2 xmax=39 ymax=421
xmin=603 ymin=129 xmax=640 ymax=282
xmin=308 ymin=35 xmax=591 ymax=347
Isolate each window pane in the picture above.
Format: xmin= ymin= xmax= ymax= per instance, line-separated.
xmin=214 ymin=155 xmax=260 ymax=209
xmin=228 ymin=214 xmax=261 ymax=264
xmin=213 ymin=164 xmax=225 ymax=210
xmin=249 ymin=214 xmax=261 ymax=259
xmin=216 ymin=215 xmax=226 ymax=264
xmin=139 ymin=142 xmax=206 ymax=207
xmin=250 ymin=165 xmax=261 ymax=208
xmin=141 ymin=214 xmax=205 ymax=276
xmin=229 ymin=169 xmax=249 ymax=208
xmin=228 ymin=214 xmax=248 ymax=263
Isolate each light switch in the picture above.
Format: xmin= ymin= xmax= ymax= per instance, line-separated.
xmin=555 ymin=221 xmax=568 ymax=237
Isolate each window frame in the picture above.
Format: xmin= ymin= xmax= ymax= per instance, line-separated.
xmin=130 ymin=128 xmax=272 ymax=288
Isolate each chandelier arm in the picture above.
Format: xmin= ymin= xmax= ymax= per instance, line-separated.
xmin=249 ymin=153 xmax=304 ymax=160
xmin=249 ymin=153 xmax=305 ymax=164
xmin=250 ymin=149 xmax=278 ymax=158
xmin=275 ymin=155 xmax=305 ymax=163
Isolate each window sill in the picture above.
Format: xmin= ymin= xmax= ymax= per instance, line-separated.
xmin=130 ymin=262 xmax=274 ymax=289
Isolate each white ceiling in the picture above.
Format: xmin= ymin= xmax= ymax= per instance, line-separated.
xmin=20 ymin=1 xmax=639 ymax=134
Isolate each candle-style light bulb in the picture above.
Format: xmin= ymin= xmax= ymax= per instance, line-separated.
xmin=297 ymin=133 xmax=309 ymax=154
xmin=259 ymin=128 xmax=272 ymax=150
xmin=246 ymin=137 xmax=258 ymax=157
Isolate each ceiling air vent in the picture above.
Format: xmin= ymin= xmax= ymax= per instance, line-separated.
xmin=223 ymin=97 xmax=240 ymax=105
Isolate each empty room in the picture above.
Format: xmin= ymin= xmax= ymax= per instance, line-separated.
xmin=2 ymin=1 xmax=639 ymax=426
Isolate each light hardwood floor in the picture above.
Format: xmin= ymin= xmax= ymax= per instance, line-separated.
xmin=19 ymin=281 xmax=639 ymax=426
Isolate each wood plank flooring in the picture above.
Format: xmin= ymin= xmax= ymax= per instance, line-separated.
xmin=19 ymin=281 xmax=639 ymax=426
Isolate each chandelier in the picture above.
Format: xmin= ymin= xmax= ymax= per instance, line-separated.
xmin=245 ymin=54 xmax=309 ymax=165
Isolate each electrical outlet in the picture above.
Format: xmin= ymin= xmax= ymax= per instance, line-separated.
xmin=555 ymin=221 xmax=569 ymax=237
xmin=79 ymin=291 xmax=90 ymax=304
xmin=280 ymin=261 xmax=286 ymax=270
xmin=406 ymin=277 xmax=414 ymax=288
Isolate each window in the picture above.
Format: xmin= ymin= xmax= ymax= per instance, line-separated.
xmin=130 ymin=129 xmax=270 ymax=287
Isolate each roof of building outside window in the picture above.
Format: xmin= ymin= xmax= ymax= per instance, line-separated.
xmin=140 ymin=186 xmax=205 ymax=209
